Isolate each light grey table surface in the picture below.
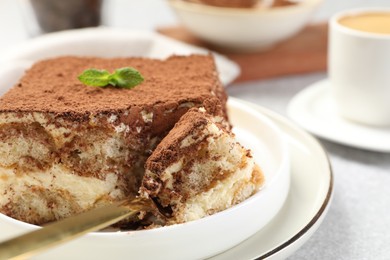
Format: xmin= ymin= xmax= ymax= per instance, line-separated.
xmin=1 ymin=1 xmax=390 ymax=259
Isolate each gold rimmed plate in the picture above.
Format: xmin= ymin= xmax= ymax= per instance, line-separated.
xmin=0 ymin=99 xmax=332 ymax=259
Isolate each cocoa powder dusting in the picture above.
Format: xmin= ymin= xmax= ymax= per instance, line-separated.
xmin=146 ymin=108 xmax=218 ymax=175
xmin=0 ymin=55 xmax=226 ymax=120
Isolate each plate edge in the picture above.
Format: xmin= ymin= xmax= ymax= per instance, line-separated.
xmin=239 ymin=99 xmax=334 ymax=260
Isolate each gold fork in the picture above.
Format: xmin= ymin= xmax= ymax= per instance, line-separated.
xmin=0 ymin=198 xmax=163 ymax=260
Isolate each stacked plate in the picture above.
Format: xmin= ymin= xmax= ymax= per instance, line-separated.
xmin=0 ymin=28 xmax=332 ymax=260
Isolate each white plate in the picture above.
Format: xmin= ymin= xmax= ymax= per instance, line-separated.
xmin=0 ymin=99 xmax=332 ymax=260
xmin=0 ymin=97 xmax=290 ymax=260
xmin=210 ymin=100 xmax=333 ymax=259
xmin=0 ymin=27 xmax=240 ymax=86
xmin=287 ymin=79 xmax=390 ymax=152
xmin=0 ymin=29 xmax=332 ymax=258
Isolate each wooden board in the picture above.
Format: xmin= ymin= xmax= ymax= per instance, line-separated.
xmin=157 ymin=23 xmax=328 ymax=83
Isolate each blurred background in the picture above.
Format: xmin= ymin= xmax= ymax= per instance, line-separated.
xmin=1 ymin=0 xmax=390 ymax=51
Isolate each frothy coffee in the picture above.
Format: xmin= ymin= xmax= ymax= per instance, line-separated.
xmin=338 ymin=12 xmax=390 ymax=34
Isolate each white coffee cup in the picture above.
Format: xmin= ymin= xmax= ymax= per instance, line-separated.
xmin=329 ymin=8 xmax=390 ymax=126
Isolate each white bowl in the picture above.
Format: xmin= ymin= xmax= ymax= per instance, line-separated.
xmin=168 ymin=0 xmax=323 ymax=52
xmin=0 ymin=31 xmax=289 ymax=259
xmin=0 ymin=94 xmax=290 ymax=260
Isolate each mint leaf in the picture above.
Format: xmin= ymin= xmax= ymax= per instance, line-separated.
xmin=109 ymin=67 xmax=144 ymax=89
xmin=78 ymin=69 xmax=111 ymax=87
xmin=78 ymin=67 xmax=144 ymax=89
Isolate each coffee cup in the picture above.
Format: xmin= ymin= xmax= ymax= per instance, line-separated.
xmin=329 ymin=8 xmax=390 ymax=126
xmin=19 ymin=0 xmax=105 ymax=36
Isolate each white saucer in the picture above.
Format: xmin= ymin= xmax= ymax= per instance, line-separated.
xmin=287 ymin=79 xmax=390 ymax=152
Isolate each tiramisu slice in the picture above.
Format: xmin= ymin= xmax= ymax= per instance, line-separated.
xmin=141 ymin=108 xmax=264 ymax=224
xmin=0 ymin=55 xmax=227 ymax=225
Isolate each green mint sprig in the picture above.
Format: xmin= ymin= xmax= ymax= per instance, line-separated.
xmin=78 ymin=67 xmax=144 ymax=89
